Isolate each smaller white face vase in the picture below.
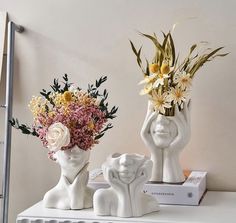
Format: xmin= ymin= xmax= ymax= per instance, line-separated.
xmin=54 ymin=146 xmax=90 ymax=172
xmin=150 ymin=114 xmax=178 ymax=148
xmin=107 ymin=153 xmax=146 ymax=184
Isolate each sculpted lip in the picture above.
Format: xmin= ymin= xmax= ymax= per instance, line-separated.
xmin=69 ymin=156 xmax=82 ymax=161
xmin=119 ymin=170 xmax=134 ymax=177
xmin=154 ymin=125 xmax=170 ymax=135
xmin=154 ymin=129 xmax=169 ymax=134
xmin=155 ymin=131 xmax=169 ymax=135
xmin=71 ymin=157 xmax=81 ymax=160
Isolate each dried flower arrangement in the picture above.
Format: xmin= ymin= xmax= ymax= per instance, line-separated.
xmin=130 ymin=31 xmax=228 ymax=116
xmin=10 ymin=74 xmax=118 ymax=157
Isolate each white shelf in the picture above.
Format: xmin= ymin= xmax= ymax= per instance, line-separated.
xmin=16 ymin=191 xmax=236 ymax=223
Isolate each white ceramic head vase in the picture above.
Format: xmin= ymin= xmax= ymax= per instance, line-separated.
xmin=43 ymin=146 xmax=94 ymax=209
xmin=93 ymin=153 xmax=160 ymax=217
xmin=141 ymin=100 xmax=191 ymax=183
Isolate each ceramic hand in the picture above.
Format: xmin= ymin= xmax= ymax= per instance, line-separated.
xmin=141 ymin=102 xmax=163 ymax=182
xmin=129 ymin=160 xmax=153 ymax=216
xmin=140 ymin=102 xmax=159 ymax=152
xmin=104 ymin=166 xmax=132 ymax=217
xmin=163 ymin=101 xmax=191 ymax=183
xmin=166 ymin=101 xmax=191 ymax=154
xmin=105 ymin=167 xmax=128 ymax=195
xmin=130 ymin=160 xmax=152 ymax=191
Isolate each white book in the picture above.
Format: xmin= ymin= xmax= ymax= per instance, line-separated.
xmin=89 ymin=170 xmax=207 ymax=206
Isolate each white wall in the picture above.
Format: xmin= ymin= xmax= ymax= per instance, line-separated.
xmin=0 ymin=0 xmax=236 ymax=222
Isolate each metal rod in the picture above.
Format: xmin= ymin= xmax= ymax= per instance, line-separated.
xmin=1 ymin=21 xmax=24 ymax=223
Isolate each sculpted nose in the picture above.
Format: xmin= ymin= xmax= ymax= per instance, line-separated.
xmin=119 ymin=154 xmax=134 ymax=166
xmin=156 ymin=114 xmax=170 ymax=125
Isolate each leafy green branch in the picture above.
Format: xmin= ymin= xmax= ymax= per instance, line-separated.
xmin=50 ymin=74 xmax=73 ymax=93
xmin=40 ymin=89 xmax=54 ymax=106
xmin=40 ymin=74 xmax=76 ymax=105
xmin=94 ymin=123 xmax=113 ymax=140
xmin=87 ymin=76 xmax=107 ymax=98
xmin=87 ymin=75 xmax=118 ymax=120
xmin=105 ymin=106 xmax=118 ymax=119
xmin=9 ymin=118 xmax=39 ymax=137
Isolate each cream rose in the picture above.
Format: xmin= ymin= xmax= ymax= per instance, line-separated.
xmin=46 ymin=122 xmax=70 ymax=152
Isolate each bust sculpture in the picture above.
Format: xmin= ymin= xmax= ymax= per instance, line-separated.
xmin=43 ymin=146 xmax=94 ymax=209
xmin=141 ymin=101 xmax=191 ymax=183
xmin=93 ymin=153 xmax=160 ymax=217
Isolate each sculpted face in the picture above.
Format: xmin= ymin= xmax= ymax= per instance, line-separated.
xmin=109 ymin=153 xmax=145 ymax=184
xmin=55 ymin=147 xmax=90 ymax=172
xmin=150 ymin=114 xmax=178 ymax=148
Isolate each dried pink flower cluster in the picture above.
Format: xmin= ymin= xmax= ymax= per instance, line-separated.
xmin=37 ymin=103 xmax=107 ymax=151
xmin=11 ymin=75 xmax=118 ymax=155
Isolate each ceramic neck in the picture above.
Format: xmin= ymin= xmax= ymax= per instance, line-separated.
xmin=60 ymin=166 xmax=83 ymax=184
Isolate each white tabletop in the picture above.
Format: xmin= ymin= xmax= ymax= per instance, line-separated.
xmin=16 ymin=191 xmax=236 ymax=223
